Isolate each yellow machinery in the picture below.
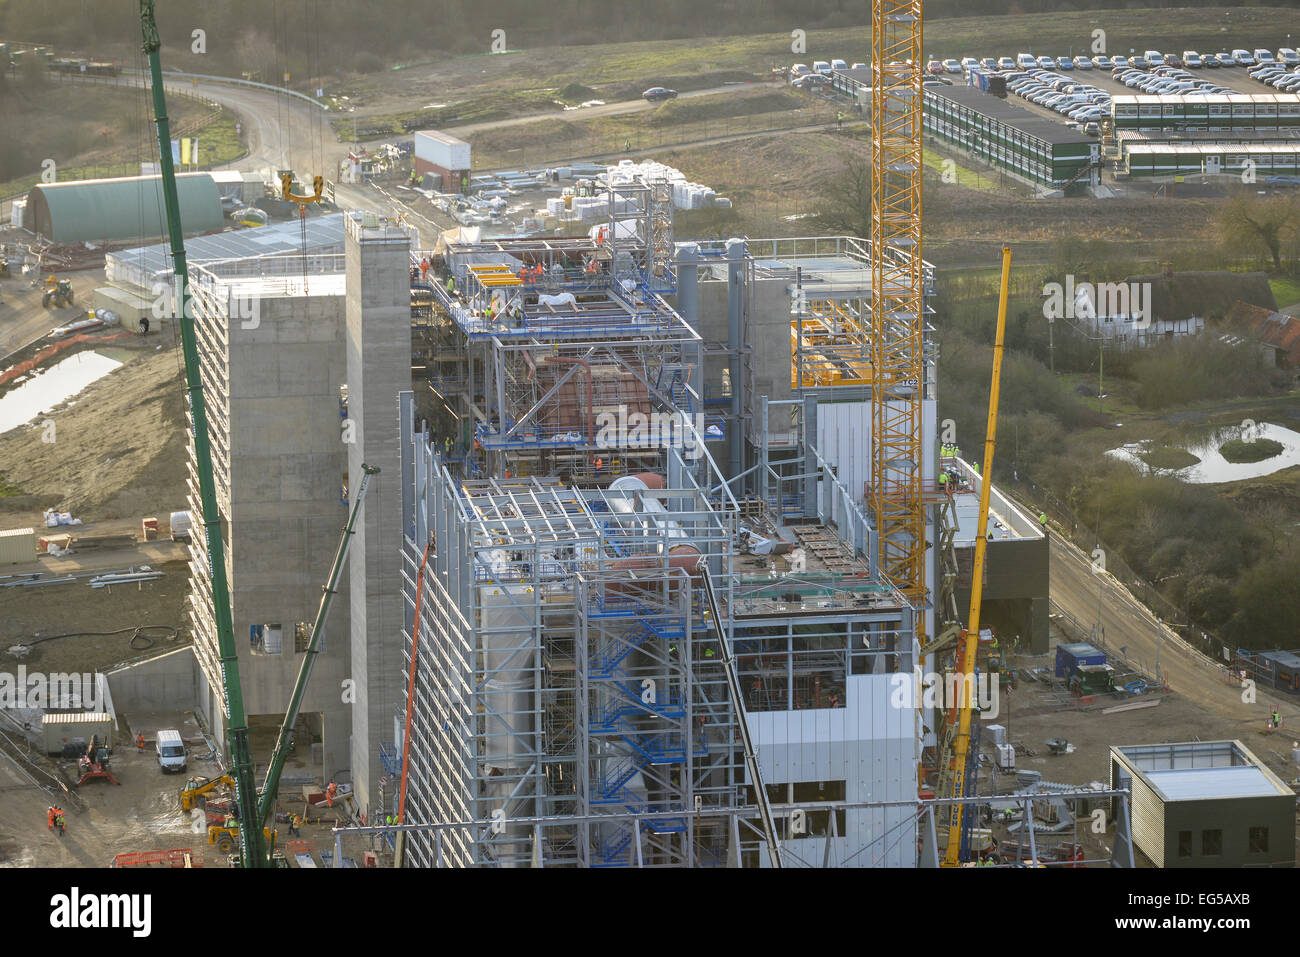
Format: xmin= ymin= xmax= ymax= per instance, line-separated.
xmin=279 ymin=171 xmax=324 ymax=206
xmin=941 ymin=245 xmax=1012 ymax=867
xmin=870 ymin=0 xmax=927 ymax=635
xmin=208 ymin=824 xmax=277 ymax=855
xmin=179 ymin=774 xmax=236 ymax=811
xmin=41 ymin=275 xmax=74 ymax=308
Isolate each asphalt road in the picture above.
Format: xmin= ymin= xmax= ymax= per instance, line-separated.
xmin=1046 ymin=521 xmax=1296 ymax=732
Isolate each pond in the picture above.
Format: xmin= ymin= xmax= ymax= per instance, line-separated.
xmin=0 ymin=351 xmax=125 ymax=435
xmin=1108 ymin=423 xmax=1300 ymax=484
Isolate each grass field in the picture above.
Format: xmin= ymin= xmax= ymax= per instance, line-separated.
xmin=1269 ymin=277 xmax=1300 ymax=309
xmin=0 ymin=82 xmax=245 ymax=198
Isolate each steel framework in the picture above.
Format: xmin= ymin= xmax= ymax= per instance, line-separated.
xmin=871 ymin=0 xmax=927 ymax=630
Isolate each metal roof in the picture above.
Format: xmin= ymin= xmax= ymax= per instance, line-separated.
xmin=924 ymin=84 xmax=1093 ymax=147
xmin=106 ymin=212 xmax=345 ymax=293
xmin=1145 ymin=766 xmax=1288 ymax=801
xmin=23 ymin=172 xmax=224 ymax=243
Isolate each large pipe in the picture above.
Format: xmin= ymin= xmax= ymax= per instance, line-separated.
xmin=545 ymin=357 xmax=594 ymax=445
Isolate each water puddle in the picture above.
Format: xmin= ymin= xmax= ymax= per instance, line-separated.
xmin=0 ymin=351 xmax=124 ymax=435
xmin=1108 ymin=423 xmax=1300 ymax=484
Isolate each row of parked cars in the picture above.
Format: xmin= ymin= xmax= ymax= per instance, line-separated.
xmin=1246 ymin=60 xmax=1300 ymax=93
xmin=1006 ymin=70 xmax=1110 ymax=130
xmin=788 ymin=59 xmax=866 ymax=90
xmin=1113 ymin=65 xmax=1237 ymax=96
xmin=931 ymin=48 xmax=1300 ymax=75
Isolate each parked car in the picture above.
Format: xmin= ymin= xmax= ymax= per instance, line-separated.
xmin=831 ymin=58 xmax=848 ymax=72
xmin=1280 ymin=48 xmax=1300 ymax=66
xmin=926 ymin=59 xmax=945 ymax=74
xmin=1016 ymin=52 xmax=1037 ymax=69
xmin=960 ymin=57 xmax=980 ymax=72
xmin=1165 ymin=53 xmax=1182 ymax=67
xmin=1203 ymin=53 xmax=1222 ymax=67
xmin=1112 ymin=55 xmax=1130 ymax=69
xmin=790 ymin=63 xmax=812 ymax=79
xmin=1183 ymin=50 xmax=1203 ymax=68
xmin=980 ymin=57 xmax=999 ymax=71
xmin=792 ymin=74 xmax=830 ymax=90
xmin=643 ymin=87 xmax=678 ymax=102
xmin=851 ymin=62 xmax=867 ymax=70
xmin=1144 ymin=50 xmax=1165 ymax=66
xmin=1232 ymin=49 xmax=1256 ymax=66
xmin=1131 ymin=55 xmax=1149 ymax=69
xmin=1254 ymin=49 xmax=1276 ymax=64
xmin=943 ymin=58 xmax=962 ymax=73
xmin=1037 ymin=55 xmax=1055 ymax=69
xmin=813 ymin=60 xmax=832 ymax=75
xmin=1000 ymin=56 xmax=1017 ymax=70
xmin=1093 ymin=55 xmax=1113 ymax=69
xmin=1074 ymin=55 xmax=1093 ymax=69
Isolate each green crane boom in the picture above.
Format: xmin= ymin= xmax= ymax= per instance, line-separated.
xmin=139 ymin=0 xmax=265 ymax=867
xmin=257 ymin=465 xmax=379 ymax=829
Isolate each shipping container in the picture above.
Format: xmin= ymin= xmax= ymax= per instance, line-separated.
xmin=0 ymin=527 xmax=35 ymax=565
xmin=42 ymin=711 xmax=114 ymax=756
xmin=1055 ymin=641 xmax=1106 ymax=678
xmin=414 ymin=130 xmax=471 ymax=172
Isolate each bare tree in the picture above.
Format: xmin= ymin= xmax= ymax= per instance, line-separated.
xmin=1218 ymin=190 xmax=1300 ymax=270
xmin=813 ymin=152 xmax=872 ymax=239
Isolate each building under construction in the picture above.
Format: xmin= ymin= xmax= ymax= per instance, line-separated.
xmin=388 ymin=168 xmax=966 ymax=866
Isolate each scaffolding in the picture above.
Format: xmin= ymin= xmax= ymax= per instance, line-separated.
xmin=398 ymin=398 xmax=916 ymax=866
xmin=414 ymin=188 xmax=701 ymax=482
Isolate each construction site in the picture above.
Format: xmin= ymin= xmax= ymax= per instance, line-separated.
xmin=1 ymin=2 xmax=1299 ymax=884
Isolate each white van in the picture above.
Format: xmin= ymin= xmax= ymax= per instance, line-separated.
xmin=1016 ymin=52 xmax=1037 ymax=69
xmin=830 ymin=58 xmax=848 ymax=72
xmin=1255 ymin=48 xmax=1276 ymax=64
xmin=1144 ymin=50 xmax=1165 ymax=66
xmin=1280 ymin=48 xmax=1300 ymax=66
xmin=156 ymin=729 xmax=187 ymax=773
xmin=813 ymin=60 xmax=831 ymax=76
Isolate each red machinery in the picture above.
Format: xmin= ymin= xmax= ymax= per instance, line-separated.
xmin=75 ymin=734 xmax=121 ymax=787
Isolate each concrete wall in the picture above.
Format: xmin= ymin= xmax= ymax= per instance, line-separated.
xmin=188 ymin=285 xmax=354 ymax=777
xmin=345 ymin=216 xmax=414 ymax=814
xmin=105 ymin=647 xmax=197 ymax=713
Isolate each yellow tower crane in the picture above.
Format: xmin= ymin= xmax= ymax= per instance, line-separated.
xmin=870 ymin=0 xmax=926 ymax=630
xmin=941 ymin=245 xmax=1012 ymax=867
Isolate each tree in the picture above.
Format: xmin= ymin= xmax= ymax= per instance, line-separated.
xmin=812 ymin=152 xmax=872 ymax=239
xmin=1217 ymin=190 xmax=1300 ymax=270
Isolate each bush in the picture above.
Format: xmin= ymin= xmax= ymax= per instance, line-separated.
xmin=1219 ymin=437 xmax=1284 ymax=464
xmin=1128 ymin=337 xmax=1276 ymax=410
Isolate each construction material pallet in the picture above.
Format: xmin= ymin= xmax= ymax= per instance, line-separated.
xmin=113 ymin=847 xmax=203 ymax=867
